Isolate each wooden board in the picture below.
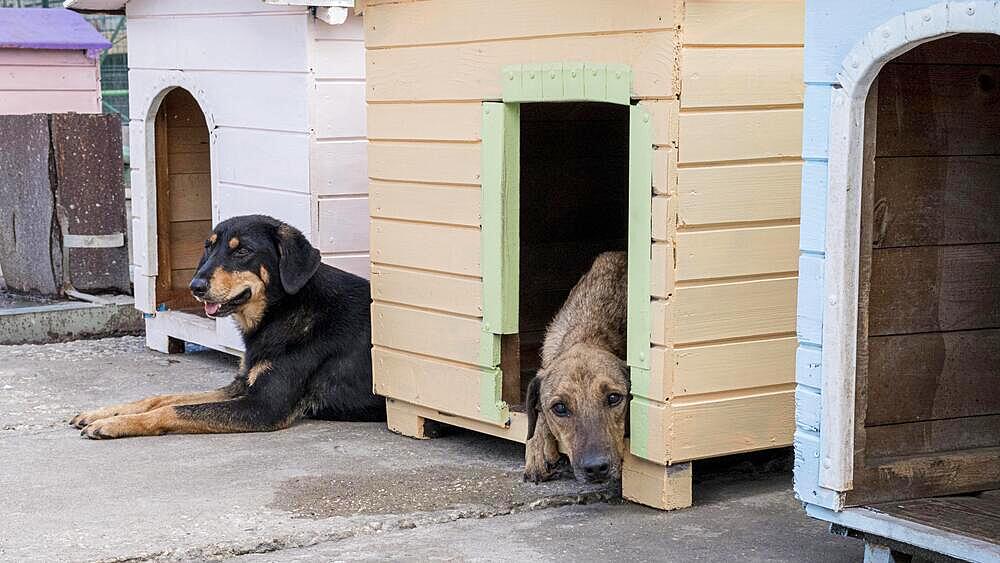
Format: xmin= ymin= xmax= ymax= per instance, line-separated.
xmin=371 ymin=303 xmax=484 ymax=366
xmin=848 ymin=448 xmax=1000 ymax=507
xmin=872 ymin=156 xmax=1000 ymax=247
xmin=126 ymin=12 xmax=309 ymax=73
xmin=310 ymin=139 xmax=367 ymax=196
xmin=168 ymin=220 xmax=211 ymax=271
xmin=366 ymin=31 xmax=678 ymax=102
xmin=674 ymin=224 xmax=799 ymax=281
xmin=678 ymin=109 xmax=802 ymax=164
xmin=668 ymin=385 xmax=795 ymax=461
xmin=868 ymin=245 xmax=1000 ymax=336
xmin=866 ymin=330 xmax=1000 ymax=426
xmin=682 ymin=0 xmax=804 ymax=46
xmin=679 ymin=48 xmax=803 ymax=109
xmin=676 ymin=161 xmax=801 ymax=226
xmin=368 ymin=141 xmax=481 ymax=185
xmin=875 ymin=63 xmax=1000 ymax=157
xmin=869 ymin=492 xmax=1000 ymax=546
xmin=371 ymin=265 xmax=482 ymax=317
xmin=0 ymin=65 xmax=99 ymax=91
xmin=317 ymin=197 xmax=370 ymax=253
xmin=652 ymin=276 xmax=797 ymax=345
xmin=371 ymin=219 xmax=480 ymax=276
xmin=656 ymin=335 xmax=797 ymax=397
xmin=373 ymin=347 xmax=490 ymax=422
xmin=866 ymin=415 xmax=1000 ymax=459
xmin=370 ymin=181 xmax=480 ymax=227
xmin=368 ymin=102 xmax=482 ymax=142
xmin=364 ymin=0 xmax=676 ymax=48
xmin=168 ymin=175 xmax=213 ymax=222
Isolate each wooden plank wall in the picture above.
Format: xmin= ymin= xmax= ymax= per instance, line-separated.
xmin=638 ymin=0 xmax=804 ymax=463
xmin=310 ymin=15 xmax=371 ymax=279
xmin=0 ymin=49 xmax=102 ymax=115
xmin=860 ymin=35 xmax=1000 ymax=472
xmin=154 ymin=88 xmax=211 ymax=310
xmin=366 ymin=0 xmax=678 ymax=424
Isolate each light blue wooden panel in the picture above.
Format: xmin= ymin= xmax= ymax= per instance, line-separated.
xmin=799 ymin=160 xmax=828 ymax=254
xmin=797 ymin=253 xmax=824 ymax=345
xmin=794 ymin=429 xmax=843 ymax=508
xmin=802 ymin=84 xmax=832 ymax=160
xmin=796 ymin=386 xmax=822 ymax=432
xmin=796 ymin=343 xmax=822 ymax=389
xmin=804 ymin=0 xmax=941 ymax=84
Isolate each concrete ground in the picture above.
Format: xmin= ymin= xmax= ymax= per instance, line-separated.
xmin=0 ymin=337 xmax=863 ymax=562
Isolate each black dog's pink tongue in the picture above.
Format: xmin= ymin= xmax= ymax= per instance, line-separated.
xmin=205 ymin=302 xmax=221 ymax=316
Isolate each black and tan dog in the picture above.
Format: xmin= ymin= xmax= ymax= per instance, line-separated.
xmin=71 ymin=214 xmax=384 ymax=439
xmin=524 ymin=251 xmax=629 ymax=484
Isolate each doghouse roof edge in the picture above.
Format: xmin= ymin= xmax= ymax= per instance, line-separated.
xmin=0 ymin=8 xmax=111 ymax=56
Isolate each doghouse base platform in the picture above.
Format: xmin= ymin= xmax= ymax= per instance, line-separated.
xmin=144 ymin=311 xmax=243 ymax=357
xmin=809 ymin=491 xmax=1000 ymax=563
xmin=384 ymin=397 xmax=695 ymax=510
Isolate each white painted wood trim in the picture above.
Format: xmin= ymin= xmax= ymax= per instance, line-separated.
xmin=806 ymin=504 xmax=1000 ymax=563
xmin=818 ymin=1 xmax=1000 ymax=492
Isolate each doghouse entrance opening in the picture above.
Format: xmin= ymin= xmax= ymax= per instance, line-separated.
xmin=153 ymin=88 xmax=212 ymax=313
xmin=851 ymin=34 xmax=1000 ymax=509
xmin=502 ymin=102 xmax=630 ymax=407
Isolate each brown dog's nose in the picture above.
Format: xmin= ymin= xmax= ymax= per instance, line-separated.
xmin=580 ymin=455 xmax=611 ymax=481
xmin=189 ymin=277 xmax=209 ymax=298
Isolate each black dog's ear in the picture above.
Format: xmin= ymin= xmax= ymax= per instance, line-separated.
xmin=276 ymin=224 xmax=321 ymax=294
xmin=525 ymin=374 xmax=543 ymax=441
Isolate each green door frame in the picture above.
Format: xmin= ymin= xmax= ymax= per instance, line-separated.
xmin=478 ymin=62 xmax=653 ymax=428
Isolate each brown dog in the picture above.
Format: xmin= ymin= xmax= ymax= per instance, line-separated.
xmin=524 ymin=251 xmax=629 ymax=484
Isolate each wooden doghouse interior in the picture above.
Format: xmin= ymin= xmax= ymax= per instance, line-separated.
xmin=851 ymin=33 xmax=1000 ymax=525
xmin=502 ymin=101 xmax=629 ymax=407
xmin=153 ymin=88 xmax=212 ymax=313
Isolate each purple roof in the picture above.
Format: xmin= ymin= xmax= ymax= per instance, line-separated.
xmin=0 ymin=8 xmax=111 ymax=58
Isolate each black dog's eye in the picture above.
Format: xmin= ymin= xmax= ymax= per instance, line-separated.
xmin=234 ymin=247 xmax=252 ymax=258
xmin=551 ymin=402 xmax=570 ymax=417
xmin=607 ymin=393 xmax=624 ymax=407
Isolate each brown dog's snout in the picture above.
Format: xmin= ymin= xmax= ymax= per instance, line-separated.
xmin=578 ymin=452 xmax=612 ymax=482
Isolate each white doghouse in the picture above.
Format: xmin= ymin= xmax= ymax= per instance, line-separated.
xmin=66 ymin=0 xmax=368 ymax=355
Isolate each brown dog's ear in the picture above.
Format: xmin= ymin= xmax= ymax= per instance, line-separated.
xmin=276 ymin=224 xmax=321 ymax=294
xmin=525 ymin=374 xmax=543 ymax=440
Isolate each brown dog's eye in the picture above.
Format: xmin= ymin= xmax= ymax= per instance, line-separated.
xmin=607 ymin=393 xmax=623 ymax=407
xmin=551 ymin=402 xmax=570 ymax=417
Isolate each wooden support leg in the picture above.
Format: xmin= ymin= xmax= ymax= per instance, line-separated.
xmin=145 ymin=320 xmax=184 ymax=354
xmin=386 ymin=399 xmax=431 ymax=440
xmin=863 ymin=543 xmax=910 ymax=563
xmin=622 ymin=452 xmax=692 ymax=510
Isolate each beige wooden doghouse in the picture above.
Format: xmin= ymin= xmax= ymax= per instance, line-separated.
xmin=364 ymin=0 xmax=805 ymax=510
xmin=66 ymin=0 xmax=369 ymax=355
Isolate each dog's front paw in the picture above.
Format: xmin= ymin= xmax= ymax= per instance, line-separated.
xmin=80 ymin=417 xmax=129 ymax=440
xmin=523 ymin=436 xmax=560 ymax=484
xmin=71 ymin=407 xmax=118 ymax=429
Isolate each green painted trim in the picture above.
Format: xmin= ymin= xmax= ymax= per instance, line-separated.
xmin=629 ymin=390 xmax=653 ymax=460
xmin=502 ymin=62 xmax=632 ymax=105
xmin=477 ymin=330 xmax=508 ymax=423
xmin=626 ymin=105 xmax=653 ymax=370
xmin=480 ymin=102 xmax=520 ymax=335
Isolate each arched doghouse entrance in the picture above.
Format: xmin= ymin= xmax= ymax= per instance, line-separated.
xmin=152 ymin=88 xmax=212 ymax=313
xmin=848 ymin=33 xmax=1000 ymax=504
